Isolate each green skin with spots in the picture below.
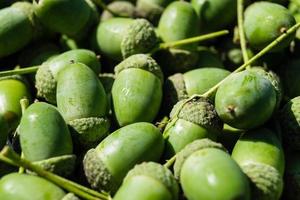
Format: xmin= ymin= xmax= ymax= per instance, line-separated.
xmin=96 ymin=18 xmax=134 ymax=61
xmin=180 ymin=148 xmax=250 ymax=200
xmin=19 ymin=102 xmax=73 ymax=162
xmin=95 ymin=122 xmax=164 ymax=189
xmin=114 ymin=176 xmax=173 ymax=200
xmin=158 ymin=1 xmax=200 ymax=50
xmin=215 ymin=71 xmax=276 ymax=130
xmin=56 ymin=63 xmax=107 ymax=122
xmin=33 ymin=0 xmax=91 ymax=36
xmin=163 ymin=119 xmax=219 ymax=158
xmin=0 ymin=78 xmax=31 ymax=131
xmin=244 ymin=1 xmax=296 ymax=52
xmin=0 ymin=173 xmax=66 ymax=200
xmin=0 ymin=6 xmax=33 ymax=58
xmin=112 ymin=68 xmax=162 ymax=127
xmin=191 ymin=0 xmax=237 ymax=33
xmin=232 ymin=128 xmax=285 ymax=176
xmin=0 ymin=114 xmax=8 ymax=149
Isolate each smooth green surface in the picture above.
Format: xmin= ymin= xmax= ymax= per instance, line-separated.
xmin=57 ymin=63 xmax=107 ymax=121
xmin=96 ymin=18 xmax=134 ymax=61
xmin=0 ymin=79 xmax=31 ymax=130
xmin=244 ymin=1 xmax=296 ymax=51
xmin=232 ymin=128 xmax=285 ymax=176
xmin=164 ymin=119 xmax=218 ymax=157
xmin=112 ymin=68 xmax=162 ymax=126
xmin=215 ymin=71 xmax=276 ymax=130
xmin=96 ymin=122 xmax=164 ymax=187
xmin=19 ymin=102 xmax=73 ymax=161
xmin=114 ymin=176 xmax=172 ymax=200
xmin=0 ymin=173 xmax=66 ymax=200
xmin=180 ymin=148 xmax=250 ymax=200
xmin=158 ymin=1 xmax=199 ymax=50
xmin=0 ymin=7 xmax=33 ymax=58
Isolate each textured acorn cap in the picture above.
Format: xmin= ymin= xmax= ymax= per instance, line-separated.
xmin=35 ymin=64 xmax=56 ymax=104
xmin=101 ymin=1 xmax=136 ymax=21
xmin=69 ymin=117 xmax=110 ymax=149
xmin=28 ymin=154 xmax=76 ymax=177
xmin=280 ymin=96 xmax=300 ymax=150
xmin=83 ymin=148 xmax=117 ymax=192
xmin=173 ymin=139 xmax=226 ymax=179
xmin=62 ymin=193 xmax=81 ymax=200
xmin=124 ymin=162 xmax=179 ymax=200
xmin=170 ymin=97 xmax=223 ymax=131
xmin=114 ymin=54 xmax=164 ymax=82
xmin=241 ymin=162 xmax=283 ymax=200
xmin=121 ymin=19 xmax=158 ymax=59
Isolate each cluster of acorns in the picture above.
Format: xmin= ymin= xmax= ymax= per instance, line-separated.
xmin=0 ymin=0 xmax=300 ymax=200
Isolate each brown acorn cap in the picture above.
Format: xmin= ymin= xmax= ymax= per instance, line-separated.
xmin=121 ymin=19 xmax=158 ymax=59
xmin=241 ymin=162 xmax=283 ymax=200
xmin=83 ymin=148 xmax=118 ymax=193
xmin=101 ymin=1 xmax=136 ymax=21
xmin=35 ymin=64 xmax=57 ymax=104
xmin=62 ymin=193 xmax=81 ymax=200
xmin=114 ymin=54 xmax=164 ymax=82
xmin=28 ymin=154 xmax=76 ymax=177
xmin=124 ymin=162 xmax=179 ymax=200
xmin=170 ymin=97 xmax=223 ymax=131
xmin=173 ymin=139 xmax=226 ymax=179
xmin=69 ymin=117 xmax=110 ymax=149
xmin=280 ymin=96 xmax=300 ymax=150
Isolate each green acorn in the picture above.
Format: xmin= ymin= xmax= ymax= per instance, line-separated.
xmin=215 ymin=70 xmax=277 ymax=130
xmin=35 ymin=49 xmax=101 ymax=104
xmin=112 ymin=54 xmax=163 ymax=126
xmin=0 ymin=76 xmax=32 ymax=131
xmin=113 ymin=162 xmax=178 ymax=200
xmin=0 ymin=173 xmax=67 ymax=200
xmin=231 ymin=128 xmax=284 ymax=200
xmin=19 ymin=102 xmax=75 ymax=177
xmin=180 ymin=148 xmax=250 ymax=200
xmin=244 ymin=1 xmax=296 ymax=51
xmin=0 ymin=114 xmax=9 ymax=149
xmin=101 ymin=1 xmax=136 ymax=21
xmin=280 ymin=96 xmax=300 ymax=150
xmin=83 ymin=122 xmax=164 ymax=193
xmin=163 ymin=97 xmax=223 ymax=157
xmin=56 ymin=63 xmax=109 ymax=149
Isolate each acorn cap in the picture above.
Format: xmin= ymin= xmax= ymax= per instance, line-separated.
xmin=173 ymin=138 xmax=226 ymax=179
xmin=83 ymin=148 xmax=117 ymax=192
xmin=163 ymin=73 xmax=188 ymax=114
xmin=280 ymin=96 xmax=300 ymax=150
xmin=124 ymin=162 xmax=179 ymax=200
xmin=101 ymin=1 xmax=136 ymax=21
xmin=62 ymin=193 xmax=81 ymax=200
xmin=29 ymin=154 xmax=76 ymax=177
xmin=69 ymin=117 xmax=110 ymax=149
xmin=35 ymin=64 xmax=56 ymax=104
xmin=170 ymin=97 xmax=223 ymax=131
xmin=241 ymin=162 xmax=283 ymax=200
xmin=114 ymin=54 xmax=164 ymax=82
xmin=121 ymin=19 xmax=158 ymax=59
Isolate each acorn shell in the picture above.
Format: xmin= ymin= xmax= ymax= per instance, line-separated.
xmin=83 ymin=122 xmax=164 ymax=193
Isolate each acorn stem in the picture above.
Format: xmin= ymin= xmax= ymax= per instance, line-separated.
xmin=0 ymin=66 xmax=39 ymax=77
xmin=237 ymin=0 xmax=249 ymax=63
xmin=0 ymin=146 xmax=110 ymax=200
xmin=164 ymin=155 xmax=176 ymax=168
xmin=92 ymin=0 xmax=122 ymax=17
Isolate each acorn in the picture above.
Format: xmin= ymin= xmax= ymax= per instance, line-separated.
xmin=280 ymin=96 xmax=300 ymax=150
xmin=244 ymin=1 xmax=296 ymax=51
xmin=164 ymin=67 xmax=230 ymax=113
xmin=83 ymin=122 xmax=164 ymax=193
xmin=56 ymin=63 xmax=109 ymax=149
xmin=0 ymin=114 xmax=9 ymax=149
xmin=35 ymin=49 xmax=101 ymax=104
xmin=0 ymin=173 xmax=68 ymax=200
xmin=101 ymin=1 xmax=136 ymax=21
xmin=19 ymin=102 xmax=75 ymax=177
xmin=180 ymin=148 xmax=250 ymax=200
xmin=215 ymin=70 xmax=277 ymax=130
xmin=231 ymin=128 xmax=284 ymax=200
xmin=112 ymin=54 xmax=163 ymax=127
xmin=113 ymin=162 xmax=179 ymax=200
xmin=163 ymin=97 xmax=223 ymax=158
xmin=0 ymin=76 xmax=32 ymax=131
